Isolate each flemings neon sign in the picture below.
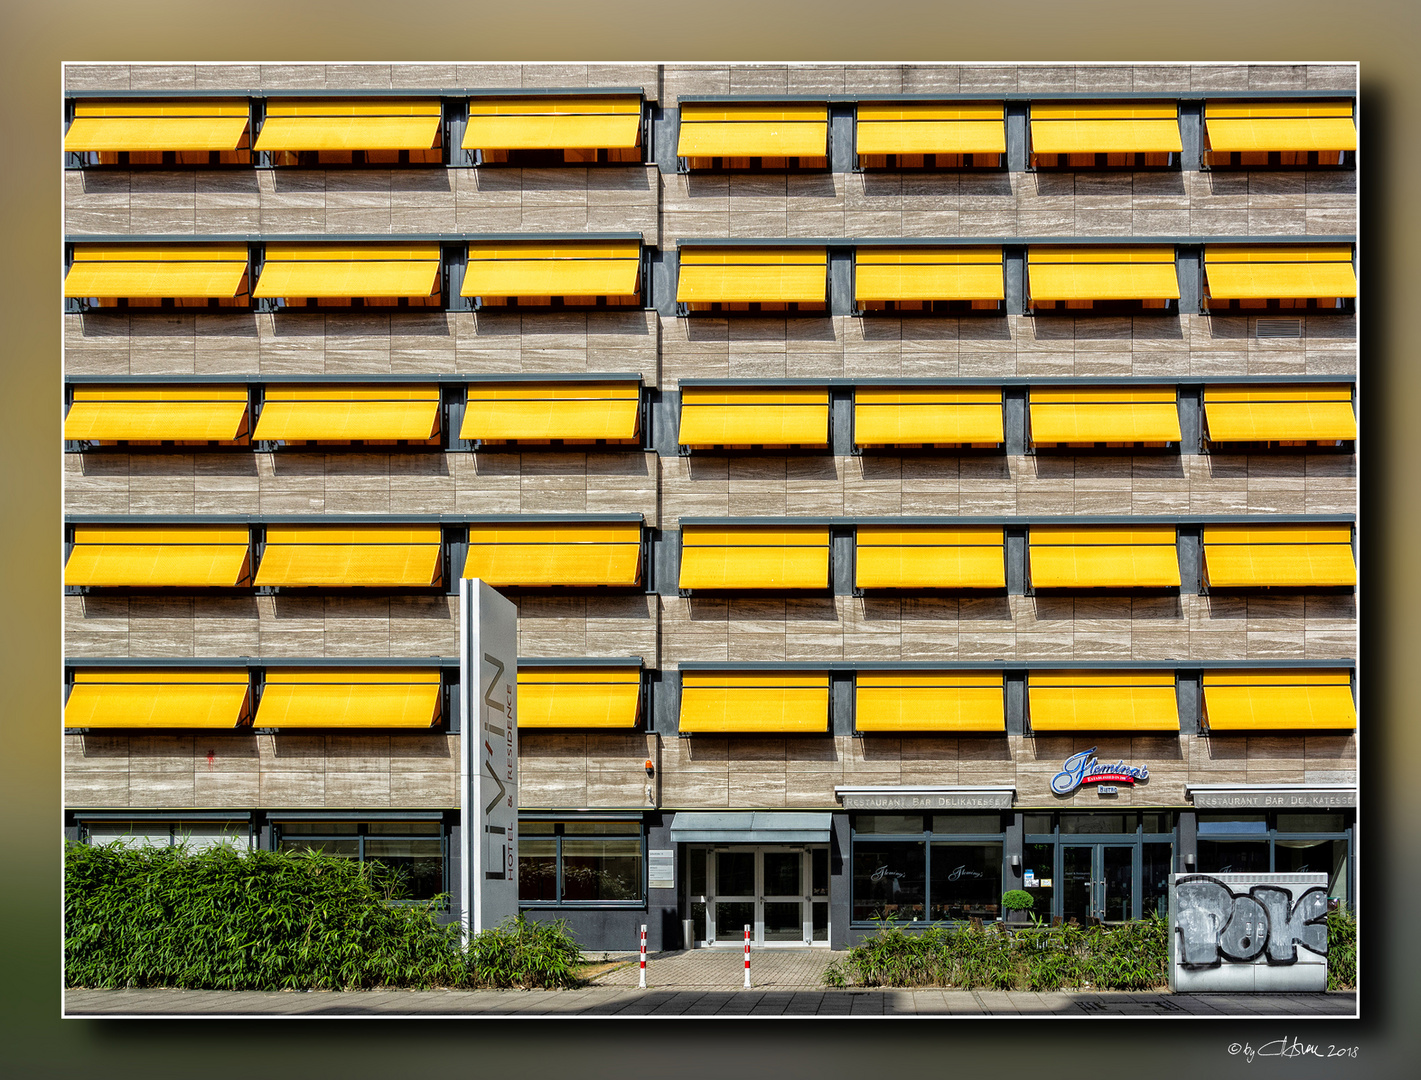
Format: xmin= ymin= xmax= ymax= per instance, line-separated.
xmin=1050 ymin=747 xmax=1149 ymax=796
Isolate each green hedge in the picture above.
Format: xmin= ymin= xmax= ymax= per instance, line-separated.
xmin=1326 ymin=907 xmax=1356 ymax=990
xmin=65 ymin=841 xmax=582 ymax=990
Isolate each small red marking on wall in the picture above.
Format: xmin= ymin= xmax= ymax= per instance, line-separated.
xmin=206 ymin=749 xmax=216 ymax=768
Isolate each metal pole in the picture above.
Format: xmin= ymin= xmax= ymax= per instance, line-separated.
xmin=743 ymin=924 xmax=751 ymax=989
xmin=639 ymin=924 xmax=647 ymax=989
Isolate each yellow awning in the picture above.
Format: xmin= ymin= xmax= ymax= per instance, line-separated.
xmin=253 ymin=386 xmax=440 ymax=441
xmin=678 ymin=386 xmax=829 ymax=447
xmin=1029 ymin=526 xmax=1180 ymax=589
xmin=518 ymin=666 xmax=642 ymax=729
xmin=855 ymin=102 xmax=1006 ymax=156
xmin=1028 ymin=387 xmax=1181 ymax=443
xmin=254 ymin=668 xmax=442 ymax=729
xmin=679 ymin=671 xmax=829 ymax=733
xmin=1203 ymin=385 xmax=1356 ymax=442
xmin=462 ymin=242 xmax=641 ymax=299
xmin=855 ymin=526 xmax=1005 ymax=589
xmin=853 ymin=387 xmax=1003 ymax=446
xmin=65 ymin=669 xmax=251 ymax=729
xmin=1028 ymin=247 xmax=1180 ymax=302
xmin=254 ymin=244 xmax=441 ymax=299
xmin=677 ymin=102 xmax=828 ymax=158
xmin=65 ymin=525 xmax=251 ymax=588
xmin=464 ymin=96 xmax=641 ymax=150
xmin=1205 ymin=101 xmax=1356 ymax=153
xmin=677 ymin=247 xmax=827 ymax=305
xmin=855 ymin=672 xmax=1004 ymax=733
xmin=1202 ymin=670 xmax=1355 ymax=731
xmin=1029 ymin=102 xmax=1182 ymax=154
xmin=254 ymin=99 xmax=442 ymax=151
xmin=679 ymin=525 xmax=831 ymax=590
xmin=1028 ymin=672 xmax=1179 ymax=732
xmin=1204 ymin=246 xmax=1356 ymax=300
xmin=462 ymin=522 xmax=642 ymax=587
xmin=65 ymin=244 xmax=249 ymax=299
xmin=65 ymin=100 xmax=249 ymax=152
xmin=1202 ymin=524 xmax=1355 ymax=588
xmin=855 ymin=247 xmax=1005 ymax=303
xmin=64 ymin=386 xmax=249 ymax=442
xmin=461 ymin=382 xmax=641 ymax=442
xmin=254 ymin=525 xmax=443 ymax=587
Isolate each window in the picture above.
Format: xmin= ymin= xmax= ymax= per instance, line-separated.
xmin=254 ymin=525 xmax=443 ymax=588
xmin=854 ymin=247 xmax=1005 ymax=313
xmin=254 ymin=99 xmax=443 ymax=166
xmin=517 ymin=665 xmax=643 ymax=729
xmin=64 ymin=385 xmax=251 ymax=447
xmin=1027 ymin=526 xmax=1180 ymax=590
xmin=855 ymin=102 xmax=1005 ymax=169
xmin=678 ymin=525 xmax=831 ymax=591
xmin=1203 ymin=100 xmax=1355 ymax=169
xmin=65 ymin=668 xmax=252 ymax=730
xmin=65 ymin=98 xmax=251 ymax=167
xmin=1027 ymin=671 xmax=1179 ymax=733
xmin=676 ymin=246 xmax=827 ymax=314
xmin=851 ymin=814 xmax=1006 ymax=923
xmin=1201 ymin=669 xmax=1356 ymax=731
xmin=64 ymin=243 xmax=250 ymax=311
xmin=254 ymin=244 xmax=442 ymax=309
xmin=253 ymin=385 xmax=441 ymax=445
xmin=1203 ymin=384 xmax=1356 ymax=448
xmin=1026 ymin=246 xmax=1179 ymax=314
xmin=1202 ymin=245 xmax=1356 ymax=313
xmin=1028 ymin=101 xmax=1181 ymax=169
xmin=854 ymin=671 xmax=1004 ymax=733
xmin=464 ymin=95 xmax=642 ymax=165
xmin=678 ymin=670 xmax=830 ymax=734
xmin=461 ymin=240 xmax=642 ymax=310
xmin=254 ymin=668 xmax=444 ymax=729
xmin=518 ymin=820 xmax=644 ymax=905
xmin=275 ymin=819 xmax=447 ymax=901
xmin=461 ymin=521 xmax=643 ymax=588
xmin=677 ymin=385 xmax=829 ymax=449
xmin=1196 ymin=812 xmax=1353 ymax=907
xmin=676 ymin=101 xmax=828 ymax=171
xmin=852 ymin=387 xmax=1004 ymax=449
xmin=1027 ymin=386 xmax=1181 ymax=449
xmin=460 ymin=381 xmax=641 ymax=446
xmin=854 ymin=526 xmax=1006 ymax=590
xmin=82 ymin=819 xmax=253 ymax=850
xmin=65 ymin=525 xmax=252 ymax=589
xmin=1201 ymin=524 xmax=1356 ymax=589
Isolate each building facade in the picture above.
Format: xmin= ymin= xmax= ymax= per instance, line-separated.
xmin=62 ymin=61 xmax=1358 ymax=951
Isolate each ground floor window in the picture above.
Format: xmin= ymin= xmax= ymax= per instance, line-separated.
xmin=851 ymin=814 xmax=1007 ymax=924
xmin=273 ymin=819 xmax=445 ymax=902
xmin=1023 ymin=812 xmax=1176 ymax=923
xmin=518 ymin=820 xmax=644 ymax=905
xmin=80 ymin=818 xmax=252 ymax=851
xmin=1195 ymin=811 xmax=1353 ymax=907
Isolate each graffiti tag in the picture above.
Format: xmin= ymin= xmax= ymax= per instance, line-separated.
xmin=1173 ymin=875 xmax=1328 ymax=967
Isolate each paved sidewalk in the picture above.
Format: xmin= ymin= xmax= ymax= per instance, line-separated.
xmin=589 ymin=948 xmax=843 ymax=989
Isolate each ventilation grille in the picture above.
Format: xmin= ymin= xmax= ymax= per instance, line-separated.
xmin=1256 ymin=318 xmax=1303 ymax=339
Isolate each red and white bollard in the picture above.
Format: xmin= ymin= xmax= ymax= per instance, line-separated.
xmin=638 ymin=924 xmax=647 ymax=989
xmin=743 ymin=924 xmax=752 ymax=989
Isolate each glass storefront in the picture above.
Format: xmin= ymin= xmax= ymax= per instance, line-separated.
xmin=1195 ymin=811 xmax=1354 ymax=907
xmin=517 ymin=820 xmax=645 ymax=906
xmin=851 ymin=814 xmax=1005 ymax=924
xmin=1023 ymin=811 xmax=1176 ymax=924
xmin=274 ymin=819 xmax=445 ymax=902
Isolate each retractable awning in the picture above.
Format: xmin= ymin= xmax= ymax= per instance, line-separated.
xmin=253 ymin=385 xmax=440 ymax=441
xmin=1202 ymin=670 xmax=1355 ymax=731
xmin=1028 ymin=526 xmax=1180 ymax=589
xmin=254 ymin=99 xmax=442 ymax=151
xmin=65 ymin=525 xmax=252 ymax=588
xmin=853 ymin=387 xmax=1003 ymax=446
xmin=855 ymin=672 xmax=1004 ymax=733
xmin=64 ymin=244 xmax=249 ymax=300
xmin=670 ymin=811 xmax=833 ymax=844
xmin=678 ymin=525 xmax=831 ymax=590
xmin=855 ymin=102 xmax=1006 ymax=156
xmin=518 ymin=666 xmax=642 ymax=729
xmin=461 ymin=241 xmax=641 ymax=300
xmin=676 ymin=247 xmax=827 ymax=305
xmin=1027 ymin=246 xmax=1179 ymax=303
xmin=462 ymin=522 xmax=643 ymax=587
xmin=464 ymin=96 xmax=641 ymax=150
xmin=1204 ymin=101 xmax=1356 ymax=155
xmin=1029 ymin=102 xmax=1182 ymax=154
xmin=460 ymin=381 xmax=641 ymax=442
xmin=254 ymin=668 xmax=442 ymax=728
xmin=254 ymin=244 xmax=441 ymax=299
xmin=855 ymin=526 xmax=1006 ymax=589
xmin=678 ymin=386 xmax=829 ymax=447
xmin=678 ymin=671 xmax=830 ymax=734
xmin=1028 ymin=387 xmax=1181 ymax=444
xmin=65 ymin=669 xmax=252 ymax=729
xmin=254 ymin=525 xmax=443 ymax=587
xmin=1203 ymin=385 xmax=1356 ymax=442
xmin=854 ymin=247 xmax=1005 ymax=304
xmin=1202 ymin=524 xmax=1355 ymax=588
xmin=64 ymin=99 xmax=250 ymax=152
xmin=64 ymin=386 xmax=249 ymax=442
xmin=1028 ymin=672 xmax=1179 ymax=732
xmin=677 ymin=102 xmax=828 ymax=159
xmin=1203 ymin=246 xmax=1356 ymax=301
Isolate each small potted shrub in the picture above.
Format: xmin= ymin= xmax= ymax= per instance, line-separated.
xmin=1002 ymin=889 xmax=1035 ymax=925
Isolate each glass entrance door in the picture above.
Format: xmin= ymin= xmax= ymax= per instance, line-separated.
xmin=705 ymin=847 xmax=822 ymax=946
xmin=1062 ymin=844 xmax=1136 ymax=923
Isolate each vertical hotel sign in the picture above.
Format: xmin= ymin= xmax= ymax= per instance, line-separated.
xmin=459 ymin=578 xmax=519 ymax=939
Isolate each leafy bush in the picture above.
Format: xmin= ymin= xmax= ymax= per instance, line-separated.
xmin=1001 ymin=890 xmax=1034 ymax=911
xmin=1326 ymin=906 xmax=1356 ymax=991
xmin=64 ymin=841 xmax=583 ymax=990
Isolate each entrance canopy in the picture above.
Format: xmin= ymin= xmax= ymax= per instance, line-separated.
xmin=670 ymin=812 xmax=832 ymax=845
